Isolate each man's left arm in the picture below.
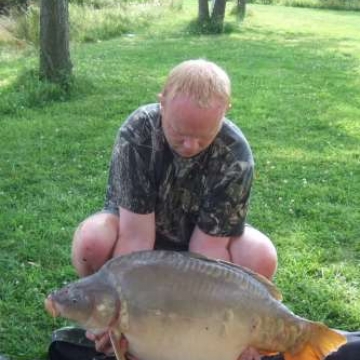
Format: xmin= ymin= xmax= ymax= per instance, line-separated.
xmin=190 ymin=154 xmax=254 ymax=261
xmin=189 ymin=226 xmax=231 ymax=261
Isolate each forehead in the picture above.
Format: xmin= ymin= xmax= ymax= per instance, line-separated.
xmin=163 ymin=95 xmax=226 ymax=136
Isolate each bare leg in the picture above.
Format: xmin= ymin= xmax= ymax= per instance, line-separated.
xmin=72 ymin=212 xmax=119 ymax=276
xmin=229 ymin=225 xmax=278 ymax=280
xmin=230 ymin=227 xmax=277 ymax=360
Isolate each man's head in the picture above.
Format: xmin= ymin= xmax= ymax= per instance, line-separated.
xmin=159 ymin=59 xmax=231 ymax=158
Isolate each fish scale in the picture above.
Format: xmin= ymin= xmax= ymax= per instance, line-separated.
xmin=112 ymin=250 xmax=274 ymax=302
xmin=45 ymin=250 xmax=346 ymax=360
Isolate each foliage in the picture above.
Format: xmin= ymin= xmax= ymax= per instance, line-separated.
xmin=69 ymin=0 xmax=166 ymax=4
xmin=0 ymin=1 xmax=176 ymax=46
xmin=0 ymin=0 xmax=28 ymax=15
xmin=12 ymin=5 xmax=39 ymax=45
xmin=69 ymin=2 xmax=160 ymax=42
xmin=1 ymin=2 xmax=360 ymax=359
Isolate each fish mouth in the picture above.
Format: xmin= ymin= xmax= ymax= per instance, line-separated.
xmin=45 ymin=295 xmax=60 ymax=318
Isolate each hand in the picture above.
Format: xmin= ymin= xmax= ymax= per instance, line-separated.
xmin=237 ymin=346 xmax=262 ymax=360
xmin=86 ymin=330 xmax=139 ymax=360
xmin=86 ymin=330 xmax=113 ymax=355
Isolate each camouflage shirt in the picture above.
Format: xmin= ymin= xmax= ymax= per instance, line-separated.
xmin=104 ymin=103 xmax=254 ymax=250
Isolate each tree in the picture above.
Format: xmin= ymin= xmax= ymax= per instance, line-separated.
xmin=198 ymin=0 xmax=210 ymax=23
xmin=39 ymin=0 xmax=72 ymax=86
xmin=197 ymin=0 xmax=227 ymax=33
xmin=236 ymin=0 xmax=247 ymax=20
xmin=212 ymin=0 xmax=227 ymax=31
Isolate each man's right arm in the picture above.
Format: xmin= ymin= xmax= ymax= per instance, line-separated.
xmin=87 ymin=209 xmax=153 ymax=355
xmin=112 ymin=206 xmax=156 ymax=257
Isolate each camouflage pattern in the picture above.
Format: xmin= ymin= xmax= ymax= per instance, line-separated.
xmin=104 ymin=103 xmax=254 ymax=249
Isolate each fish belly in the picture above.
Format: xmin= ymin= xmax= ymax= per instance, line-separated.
xmin=124 ymin=311 xmax=250 ymax=360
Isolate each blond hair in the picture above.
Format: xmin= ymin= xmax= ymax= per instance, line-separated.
xmin=161 ymin=59 xmax=231 ymax=108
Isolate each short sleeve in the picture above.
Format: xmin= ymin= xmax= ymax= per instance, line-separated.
xmin=198 ymin=159 xmax=253 ymax=237
xmin=104 ymin=115 xmax=157 ymax=214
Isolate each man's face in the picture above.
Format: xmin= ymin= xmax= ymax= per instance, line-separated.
xmin=160 ymin=94 xmax=228 ymax=158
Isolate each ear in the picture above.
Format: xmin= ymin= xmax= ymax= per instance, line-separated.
xmin=158 ymin=93 xmax=166 ymax=114
xmin=158 ymin=93 xmax=164 ymax=105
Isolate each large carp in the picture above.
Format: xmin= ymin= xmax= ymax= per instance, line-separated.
xmin=45 ymin=250 xmax=346 ymax=360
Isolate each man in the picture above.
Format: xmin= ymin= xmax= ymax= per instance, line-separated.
xmin=71 ymin=59 xmax=277 ymax=359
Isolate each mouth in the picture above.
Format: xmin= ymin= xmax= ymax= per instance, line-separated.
xmin=44 ymin=295 xmax=60 ymax=318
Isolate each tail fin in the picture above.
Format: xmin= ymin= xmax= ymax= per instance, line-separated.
xmin=284 ymin=322 xmax=346 ymax=360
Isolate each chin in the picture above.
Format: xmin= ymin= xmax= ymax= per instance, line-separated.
xmin=178 ymin=151 xmax=198 ymax=158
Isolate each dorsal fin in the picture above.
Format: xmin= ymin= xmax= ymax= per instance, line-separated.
xmin=184 ymin=251 xmax=283 ymax=301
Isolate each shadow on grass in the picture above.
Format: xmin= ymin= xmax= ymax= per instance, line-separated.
xmin=0 ymin=68 xmax=95 ymax=116
xmin=182 ymin=17 xmax=240 ymax=35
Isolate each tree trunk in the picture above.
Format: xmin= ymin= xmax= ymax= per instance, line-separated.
xmin=39 ymin=0 xmax=72 ymax=85
xmin=198 ymin=0 xmax=210 ymax=23
xmin=237 ymin=0 xmax=246 ymax=20
xmin=211 ymin=0 xmax=226 ymax=33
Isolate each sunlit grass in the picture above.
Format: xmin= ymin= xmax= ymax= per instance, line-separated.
xmin=251 ymin=0 xmax=360 ymax=11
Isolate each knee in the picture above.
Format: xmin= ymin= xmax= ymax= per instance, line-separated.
xmin=72 ymin=213 xmax=119 ymax=276
xmin=229 ymin=229 xmax=278 ymax=280
xmin=252 ymin=236 xmax=278 ymax=280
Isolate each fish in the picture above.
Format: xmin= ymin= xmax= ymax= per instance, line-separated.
xmin=45 ymin=250 xmax=346 ymax=360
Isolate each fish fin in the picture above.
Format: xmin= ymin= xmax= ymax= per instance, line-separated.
xmin=225 ymin=263 xmax=283 ymax=301
xmin=185 ymin=252 xmax=210 ymax=260
xmin=186 ymin=251 xmax=283 ymax=301
xmin=109 ymin=329 xmax=126 ymax=360
xmin=259 ymin=350 xmax=281 ymax=356
xmin=283 ymin=323 xmax=346 ymax=360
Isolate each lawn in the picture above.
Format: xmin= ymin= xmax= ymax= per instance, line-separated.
xmin=0 ymin=2 xmax=359 ymax=359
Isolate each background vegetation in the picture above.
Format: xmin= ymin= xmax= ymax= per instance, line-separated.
xmin=0 ymin=0 xmax=182 ymax=46
xmin=0 ymin=1 xmax=359 ymax=359
xmin=1 ymin=0 xmax=360 ymax=48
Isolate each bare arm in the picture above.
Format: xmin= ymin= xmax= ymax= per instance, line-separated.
xmin=189 ymin=225 xmax=231 ymax=261
xmin=113 ymin=207 xmax=156 ymax=257
xmin=86 ymin=207 xmax=155 ymax=355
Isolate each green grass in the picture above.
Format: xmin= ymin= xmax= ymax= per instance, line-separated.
xmin=250 ymin=0 xmax=360 ymax=11
xmin=1 ymin=2 xmax=360 ymax=359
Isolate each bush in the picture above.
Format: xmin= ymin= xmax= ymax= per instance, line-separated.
xmin=69 ymin=2 xmax=165 ymax=42
xmin=0 ymin=0 xmax=29 ymax=15
xmin=0 ymin=3 xmax=38 ymax=46
xmin=70 ymin=3 xmax=129 ymax=42
xmin=69 ymin=0 xmax=123 ymax=8
xmin=68 ymin=0 xmax=166 ymax=6
xmin=12 ymin=4 xmax=39 ymax=45
xmin=0 ymin=0 xmax=178 ymax=46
